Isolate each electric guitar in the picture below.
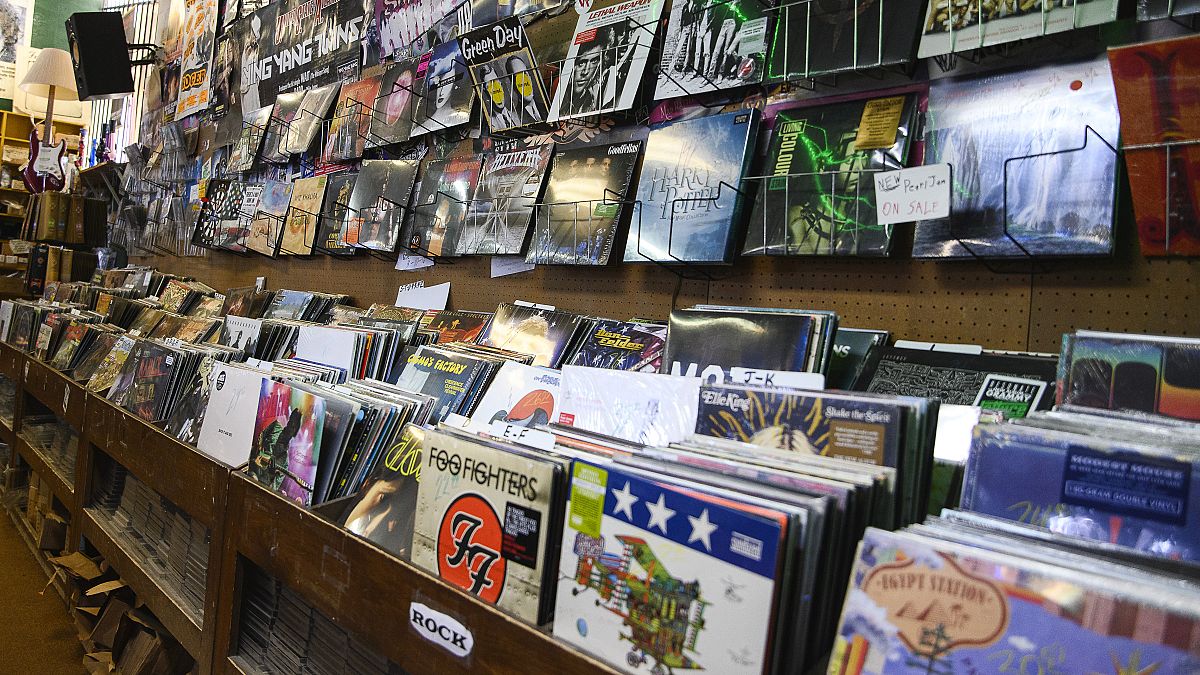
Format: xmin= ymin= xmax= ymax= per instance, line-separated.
xmin=22 ymin=126 xmax=66 ymax=193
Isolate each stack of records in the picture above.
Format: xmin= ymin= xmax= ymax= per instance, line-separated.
xmin=48 ymin=321 xmax=124 ymax=373
xmin=663 ymin=306 xmax=839 ymax=379
xmin=479 ymin=302 xmax=589 ymax=368
xmin=394 ymin=344 xmax=513 ymax=421
xmin=264 ymin=290 xmax=348 ymax=322
xmin=221 ymin=285 xmax=276 ymax=318
xmin=423 ymin=309 xmax=492 ymax=343
xmin=557 ymin=365 xmax=701 ymax=446
xmin=1057 ymin=330 xmax=1200 ymax=422
xmin=145 ymin=312 xmax=222 ymax=343
xmin=106 ymin=339 xmax=242 ymax=423
xmin=84 ymin=336 xmax=140 ymax=395
xmin=830 ymin=520 xmax=1200 ymax=674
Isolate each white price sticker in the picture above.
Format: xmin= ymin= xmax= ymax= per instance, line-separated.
xmin=873 ymin=163 xmax=951 ymax=225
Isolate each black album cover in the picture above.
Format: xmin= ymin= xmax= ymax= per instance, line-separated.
xmin=369 ymin=58 xmax=420 ymax=148
xmin=743 ymin=96 xmax=917 ymax=257
xmin=458 ymin=16 xmax=549 ymax=132
xmin=525 ymin=140 xmax=642 ymax=265
xmin=316 ymin=172 xmax=359 ymax=256
xmin=862 ymin=347 xmax=1057 ymax=406
xmin=766 ymin=0 xmax=924 ymax=80
xmin=345 ymin=159 xmax=420 ymax=252
xmin=456 ymin=141 xmax=552 ymax=255
xmin=404 ymin=154 xmax=482 ymax=256
xmin=663 ymin=308 xmax=816 ymax=379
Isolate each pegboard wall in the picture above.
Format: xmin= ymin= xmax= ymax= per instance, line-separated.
xmin=130 ymin=228 xmax=1200 ymax=353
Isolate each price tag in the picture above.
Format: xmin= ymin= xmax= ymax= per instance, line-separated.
xmin=728 ymin=368 xmax=825 ymax=390
xmin=873 ymin=164 xmax=951 ymax=225
xmin=855 ymin=96 xmax=906 ymax=150
xmin=488 ymin=420 xmax=556 ymax=451
xmin=490 ymin=256 xmax=535 ymax=278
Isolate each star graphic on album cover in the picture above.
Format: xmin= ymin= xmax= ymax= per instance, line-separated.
xmin=645 ymin=493 xmax=676 ymax=533
xmin=611 ymin=481 xmax=638 ymax=521
xmin=687 ymin=508 xmax=717 ymax=551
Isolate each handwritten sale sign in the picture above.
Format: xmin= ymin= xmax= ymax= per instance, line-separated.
xmin=873 ymin=164 xmax=951 ymax=225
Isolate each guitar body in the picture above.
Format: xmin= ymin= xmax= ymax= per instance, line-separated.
xmin=22 ymin=127 xmax=65 ymax=194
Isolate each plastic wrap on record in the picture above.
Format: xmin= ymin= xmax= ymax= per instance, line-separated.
xmin=369 ymin=58 xmax=420 ymax=148
xmin=410 ymin=39 xmax=475 ymax=137
xmin=912 ymin=57 xmax=1119 ymax=258
xmin=863 ymin=346 xmax=1056 ymax=406
xmin=568 ymin=320 xmax=666 ymax=372
xmin=1058 ymin=331 xmax=1200 ymax=422
xmin=829 ymin=527 xmax=1200 ymax=674
xmin=557 ymin=365 xmax=700 ymax=446
xmin=342 ymin=423 xmax=425 ymax=558
xmin=317 ymin=172 xmax=359 ymax=255
xmin=344 ymin=159 xmax=419 ymax=252
xmin=403 ymin=154 xmax=482 ymax=257
xmin=655 ymin=0 xmax=769 ymax=100
xmin=283 ymin=83 xmax=340 ymax=155
xmin=962 ymin=423 xmax=1200 ymax=562
xmin=323 ymin=76 xmax=383 ymax=163
xmin=479 ymin=303 xmax=585 ymax=368
xmin=917 ymin=0 xmax=1117 ymax=57
xmin=663 ymin=307 xmax=816 ymax=379
xmin=228 ymin=104 xmax=274 ymax=172
xmin=247 ymin=379 xmax=326 ymax=506
xmin=553 ymin=459 xmax=785 ymax=674
xmin=465 ymin=361 xmax=560 ymax=434
xmin=457 ymin=141 xmax=552 ymax=256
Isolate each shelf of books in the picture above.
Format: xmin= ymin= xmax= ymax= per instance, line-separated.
xmin=216 ymin=471 xmax=618 ymax=675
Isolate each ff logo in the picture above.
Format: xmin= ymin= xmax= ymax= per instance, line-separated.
xmin=437 ymin=494 xmax=506 ymax=603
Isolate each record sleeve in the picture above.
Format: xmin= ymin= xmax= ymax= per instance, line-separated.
xmin=558 ymin=365 xmax=700 ymax=446
xmin=767 ymin=0 xmax=922 ymax=80
xmin=284 ymin=82 xmax=341 ymax=155
xmin=394 ymin=346 xmax=488 ymax=421
xmin=411 ymin=40 xmax=475 ymax=136
xmin=457 ymin=141 xmax=552 ymax=255
xmin=247 ymin=379 xmax=327 ymax=506
xmin=425 ymin=309 xmax=491 ymax=343
xmin=479 ymin=303 xmax=584 ymax=368
xmin=375 ymin=0 xmax=462 ymax=60
xmin=465 ymin=361 xmax=560 ymax=433
xmin=912 ymin=57 xmax=1119 ymax=258
xmin=87 ymin=336 xmax=138 ymax=394
xmin=1108 ymin=35 xmax=1200 ymax=256
xmin=554 ymin=460 xmax=783 ymax=674
xmin=163 ymin=356 xmax=218 ymax=445
xmin=567 ymin=320 xmax=666 ymax=372
xmin=663 ymin=308 xmax=815 ymax=379
xmin=458 ymin=17 xmax=550 ymax=132
xmin=624 ymin=109 xmax=759 ymax=263
xmin=369 ymin=58 xmax=420 ymax=147
xmin=655 ymin=0 xmax=770 ymax=100
xmin=525 ymin=140 xmax=642 ymax=265
xmin=1058 ymin=332 xmax=1200 ymax=422
xmin=316 ymin=172 xmax=359 ymax=256
xmin=411 ymin=427 xmax=563 ymax=624
xmin=547 ymin=0 xmax=666 ymax=122
xmin=918 ymin=0 xmax=1117 ymax=57
xmin=197 ymin=363 xmax=271 ymax=466
xmin=323 ymin=76 xmax=383 ymax=163
xmin=864 ymin=346 xmax=1056 ymax=406
xmin=404 ymin=154 xmax=482 ymax=256
xmin=344 ymin=159 xmax=420 ymax=252
xmin=281 ymin=176 xmax=328 ymax=256
xmin=261 ymin=92 xmax=305 ymax=164
xmin=246 ymin=181 xmax=293 ymax=257
xmin=830 ymin=527 xmax=1200 ymax=674
xmin=342 ymin=423 xmax=425 ymax=558
xmin=825 ymin=328 xmax=889 ymax=390
xmin=743 ymin=96 xmax=917 ymax=256
xmin=228 ymin=104 xmax=274 ymax=172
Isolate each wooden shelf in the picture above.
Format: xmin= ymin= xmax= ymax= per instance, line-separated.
xmin=216 ymin=473 xmax=618 ymax=675
xmin=13 ymin=433 xmax=74 ymax=506
xmin=80 ymin=508 xmax=205 ymax=658
xmin=22 ymin=356 xmax=87 ymax=429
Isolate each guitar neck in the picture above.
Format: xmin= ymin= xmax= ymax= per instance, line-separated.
xmin=43 ymin=85 xmax=55 ymax=141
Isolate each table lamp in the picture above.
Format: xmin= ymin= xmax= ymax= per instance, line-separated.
xmin=19 ymin=48 xmax=80 ymax=193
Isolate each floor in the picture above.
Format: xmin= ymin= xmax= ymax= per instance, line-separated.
xmin=0 ymin=507 xmax=86 ymax=674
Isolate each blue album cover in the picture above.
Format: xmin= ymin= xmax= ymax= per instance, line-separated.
xmin=624 ymin=109 xmax=760 ymax=263
xmin=963 ymin=424 xmax=1200 ymax=562
xmin=567 ymin=320 xmax=666 ymax=373
xmin=696 ymin=384 xmax=903 ymax=468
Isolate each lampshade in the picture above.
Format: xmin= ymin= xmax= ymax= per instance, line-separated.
xmin=19 ymin=48 xmax=79 ymax=101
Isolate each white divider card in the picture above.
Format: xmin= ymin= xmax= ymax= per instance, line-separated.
xmin=395 ymin=281 xmax=450 ymax=310
xmin=295 ymin=325 xmax=359 ymax=373
xmin=488 ymin=419 xmax=557 ymax=451
xmin=728 ymin=368 xmax=825 ymax=390
xmin=395 ymin=253 xmax=435 ymax=271
xmin=409 ymin=601 xmax=474 ymax=658
xmin=873 ymin=163 xmax=951 ymax=225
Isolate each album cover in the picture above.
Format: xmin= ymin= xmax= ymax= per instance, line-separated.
xmin=554 ymin=460 xmax=783 ymax=674
xmin=342 ymin=423 xmax=425 ymax=558
xmin=261 ymin=91 xmax=305 ymax=163
xmin=457 ymin=141 xmax=552 ymax=255
xmin=767 ymin=0 xmax=922 ymax=81
xmin=655 ymin=0 xmax=770 ymax=99
xmin=283 ymin=82 xmax=341 ymax=155
xmin=87 ymin=336 xmax=138 ymax=394
xmin=526 ymin=140 xmax=642 ymax=265
xmin=404 ymin=154 xmax=482 ymax=256
xmin=228 ymin=104 xmax=274 ymax=171
xmin=558 ymin=366 xmax=701 ymax=446
xmin=246 ymin=181 xmax=293 ymax=257
xmin=324 ymin=76 xmax=383 ymax=163
xmin=316 ymin=172 xmax=359 ymax=256
xmin=830 ymin=527 xmax=1200 ymax=674
xmin=825 ymin=328 xmax=889 ymax=390
xmin=548 ymin=0 xmax=666 ymax=121
xmin=370 ymin=59 xmax=420 ymax=149
xmin=411 ymin=40 xmax=475 ymax=136
xmin=1138 ymin=0 xmax=1200 ymax=19
xmin=425 ymin=309 xmax=491 ymax=343
xmin=376 ymin=0 xmax=462 ymax=59
xmin=864 ymin=347 xmax=1056 ymax=406
xmin=480 ymin=303 xmax=585 ymax=368
xmin=912 ymin=57 xmax=1119 ymax=258
xmin=281 ymin=176 xmax=328 ymax=256
xmin=568 ymin=320 xmax=666 ymax=372
xmin=222 ymin=315 xmax=263 ymax=356
xmin=743 ymin=96 xmax=917 ymax=256
xmin=458 ymin=16 xmax=549 ymax=131
xmin=412 ymin=427 xmax=563 ymax=624
xmin=663 ymin=308 xmax=815 ymax=379
xmin=465 ymin=361 xmax=560 ymax=433
xmin=196 ymin=363 xmax=271 ymax=466
xmin=918 ymin=0 xmax=1117 ymax=57
xmin=344 ymin=159 xmax=420 ymax=252
xmin=247 ymin=379 xmax=327 ymax=506
xmin=624 ymin=109 xmax=759 ymax=263
xmin=1108 ymin=35 xmax=1200 ymax=256
xmin=124 ymin=342 xmax=175 ymax=422
xmin=163 ymin=356 xmax=218 ymax=445
xmin=394 ymin=346 xmax=488 ymax=420
xmin=1059 ymin=332 xmax=1200 ymax=422
xmin=209 ymin=180 xmax=251 ymax=251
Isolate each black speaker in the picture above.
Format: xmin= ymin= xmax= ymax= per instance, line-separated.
xmin=65 ymin=12 xmax=135 ymax=100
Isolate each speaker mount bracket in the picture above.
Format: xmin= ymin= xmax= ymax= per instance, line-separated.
xmin=127 ymin=43 xmax=161 ymax=67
